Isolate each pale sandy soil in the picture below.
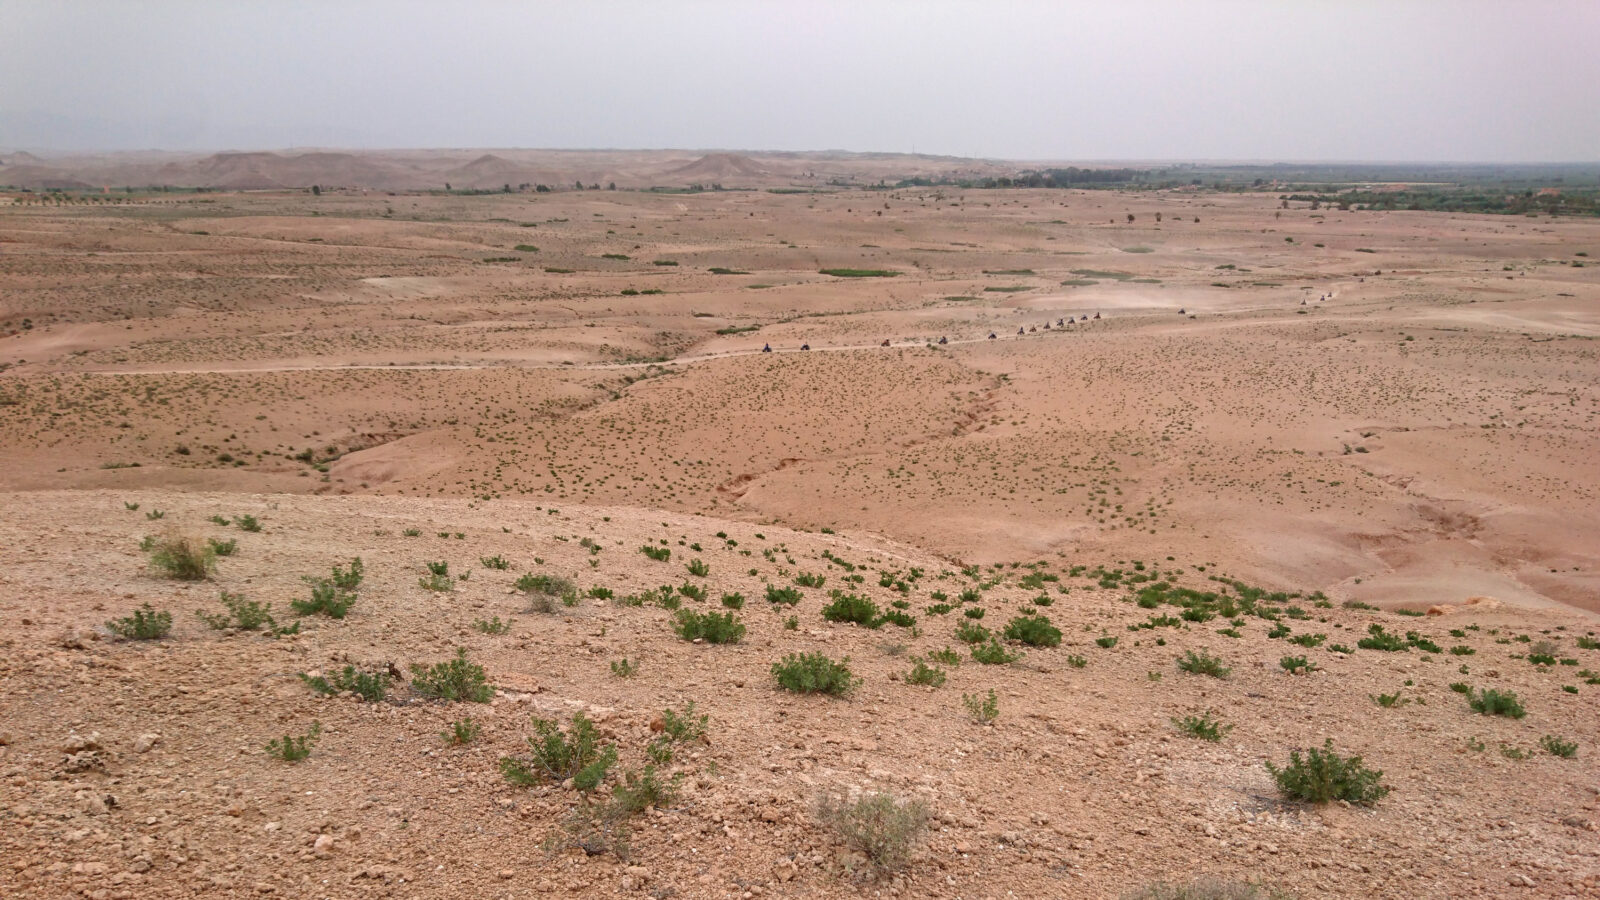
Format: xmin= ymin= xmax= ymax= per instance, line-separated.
xmin=1 ymin=182 xmax=1597 ymax=898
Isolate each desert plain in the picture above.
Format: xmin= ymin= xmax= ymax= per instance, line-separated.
xmin=1 ymin=152 xmax=1597 ymax=899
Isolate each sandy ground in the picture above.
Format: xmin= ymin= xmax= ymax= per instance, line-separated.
xmin=1 ymin=183 xmax=1598 ymax=898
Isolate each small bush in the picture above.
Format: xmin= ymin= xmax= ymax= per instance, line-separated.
xmin=686 ymin=558 xmax=710 ymax=577
xmin=473 ymin=616 xmax=512 ymax=635
xmin=1469 ymin=688 xmax=1526 ymax=718
xmin=236 ymin=514 xmax=262 ymax=532
xmin=719 ymin=592 xmax=744 ymax=609
xmin=1173 ymin=711 xmax=1232 ymax=742
xmin=613 ymin=765 xmax=682 ymax=814
xmin=106 ymin=603 xmax=172 ymax=640
xmin=1265 ymin=739 xmax=1389 ymax=805
xmin=1279 ymin=655 xmax=1317 ymax=674
xmin=1095 ymin=635 xmax=1119 ymax=649
xmin=1541 ymin=735 xmax=1577 ymax=758
xmin=823 ymin=592 xmax=880 ymax=626
xmin=673 ymin=609 xmax=746 ymax=644
xmin=266 ymin=722 xmax=321 ymax=762
xmin=813 ymin=790 xmax=928 ymax=873
xmin=425 ymin=716 xmax=475 ymax=746
xmin=766 ymin=584 xmax=803 ymax=606
xmin=610 ymin=657 xmax=638 ymax=677
xmin=481 ymin=554 xmax=510 ymax=570
xmin=795 ymin=571 xmax=826 ymax=588
xmin=292 ymin=578 xmax=356 ymax=618
xmin=962 ymin=689 xmax=999 ymax=724
xmin=904 ymin=658 xmax=947 ymax=687
xmin=1177 ymin=649 xmax=1231 ymax=678
xmin=1372 ymin=691 xmax=1409 ymax=708
xmin=1066 ymin=654 xmax=1087 ymax=668
xmin=639 ymin=544 xmax=671 ymax=562
xmin=1003 ymin=614 xmax=1061 ymax=647
xmin=972 ymin=640 xmax=1022 ymax=665
xmin=147 ymin=534 xmax=216 ymax=581
xmin=327 ymin=557 xmax=364 ymax=590
xmin=772 ymin=652 xmax=857 ymax=696
xmin=207 ymin=537 xmax=238 ymax=557
xmin=501 ymin=712 xmax=615 ymax=791
xmin=1358 ymin=624 xmax=1408 ymax=652
xmin=929 ymin=646 xmax=962 ymax=666
xmin=516 ymin=572 xmax=576 ymax=611
xmin=300 ymin=665 xmax=392 ymax=701
xmin=197 ymin=591 xmax=275 ymax=631
xmin=954 ymin=620 xmax=991 ymax=644
xmin=410 ymin=648 xmax=492 ymax=702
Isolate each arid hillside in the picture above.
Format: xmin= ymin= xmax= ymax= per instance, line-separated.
xmin=1 ymin=178 xmax=1598 ymax=899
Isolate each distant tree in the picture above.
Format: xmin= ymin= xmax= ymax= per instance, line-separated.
xmin=536 ymin=184 xmax=550 ymax=193
xmin=607 ymin=182 xmax=616 ymax=191
xmin=311 ymin=184 xmax=321 ymax=196
xmin=445 ymin=182 xmax=452 ymax=191
xmin=575 ymin=180 xmax=583 ymax=190
xmin=503 ymin=183 xmax=512 ymax=193
xmin=1154 ymin=211 xmax=1161 ymax=222
xmin=1126 ymin=213 xmax=1135 ymax=223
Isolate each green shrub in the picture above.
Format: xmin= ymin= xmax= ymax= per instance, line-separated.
xmin=1177 ymin=649 xmax=1231 ymax=678
xmin=1095 ymin=636 xmax=1119 ymax=649
xmin=300 ymin=665 xmax=392 ymax=701
xmin=972 ymin=640 xmax=1022 ymax=665
xmin=106 ymin=603 xmax=172 ymax=640
xmin=1279 ymin=655 xmax=1317 ymax=673
xmin=501 ymin=712 xmax=615 ymax=791
xmin=1003 ymin=614 xmax=1061 ymax=647
xmin=686 ymin=558 xmax=710 ymax=577
xmin=772 ymin=652 xmax=857 ymax=696
xmin=329 ymin=557 xmax=364 ymax=590
xmin=640 ymin=544 xmax=671 ymax=562
xmin=1372 ymin=691 xmax=1408 ymax=708
xmin=481 ymin=554 xmax=510 ymax=570
xmin=236 ymin=514 xmax=262 ymax=532
xmin=719 ymin=592 xmax=744 ymax=609
xmin=876 ymin=609 xmax=915 ymax=628
xmin=1468 ymin=688 xmax=1526 ymax=718
xmin=819 ymin=268 xmax=899 ymax=277
xmin=147 ymin=534 xmax=216 ymax=580
xmin=442 ymin=717 xmax=481 ymax=745
xmin=1358 ymin=624 xmax=1407 ymax=652
xmin=1066 ymin=654 xmax=1087 ymax=668
xmin=197 ymin=591 xmax=275 ymax=631
xmin=1448 ymin=681 xmax=1470 ymax=693
xmin=905 ymin=658 xmax=947 ymax=687
xmin=207 ymin=537 xmax=238 ymax=557
xmin=1287 ymin=633 xmax=1325 ymax=648
xmin=1541 ymin=735 xmax=1577 ymax=758
xmin=672 ymin=609 xmax=745 ymax=644
xmin=766 ymin=585 xmax=802 ymax=606
xmin=613 ymin=765 xmax=682 ymax=814
xmin=963 ymin=607 xmax=985 ymax=620
xmin=1265 ymin=739 xmax=1388 ymax=805
xmin=1173 ymin=711 xmax=1232 ymax=742
xmin=954 ymin=620 xmax=991 ymax=644
xmin=610 ymin=657 xmax=637 ymax=678
xmin=795 ymin=571 xmax=826 ymax=588
xmin=814 ymin=791 xmax=928 ymax=873
xmin=822 ymin=592 xmax=880 ymax=626
xmin=929 ymin=646 xmax=962 ymax=666
xmin=473 ymin=616 xmax=512 ymax=635
xmin=962 ymin=689 xmax=999 ymax=724
xmin=292 ymin=578 xmax=356 ymax=618
xmin=410 ymin=648 xmax=492 ymax=702
xmin=265 ymin=722 xmax=321 ymax=762
xmin=516 ymin=572 xmax=576 ymax=611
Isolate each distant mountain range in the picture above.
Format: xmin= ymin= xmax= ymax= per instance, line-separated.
xmin=0 ymin=148 xmax=1014 ymax=191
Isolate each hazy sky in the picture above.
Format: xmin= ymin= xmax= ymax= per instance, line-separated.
xmin=3 ymin=0 xmax=1597 ymax=161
